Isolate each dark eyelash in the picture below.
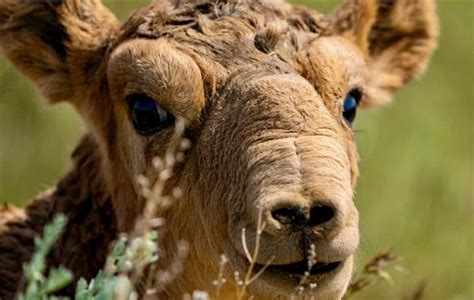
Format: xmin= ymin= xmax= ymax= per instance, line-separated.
xmin=349 ymin=89 xmax=363 ymax=104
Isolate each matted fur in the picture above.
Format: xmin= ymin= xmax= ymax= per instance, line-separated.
xmin=0 ymin=0 xmax=438 ymax=299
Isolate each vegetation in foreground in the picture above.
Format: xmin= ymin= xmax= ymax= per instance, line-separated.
xmin=17 ymin=136 xmax=422 ymax=300
xmin=20 ymin=213 xmax=413 ymax=300
xmin=0 ymin=2 xmax=471 ymax=300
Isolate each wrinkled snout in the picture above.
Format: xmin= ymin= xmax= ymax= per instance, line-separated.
xmin=220 ymin=73 xmax=359 ymax=275
xmin=200 ymin=71 xmax=360 ymax=295
xmin=235 ymin=135 xmax=359 ymax=266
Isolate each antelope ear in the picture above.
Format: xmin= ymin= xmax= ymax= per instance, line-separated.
xmin=326 ymin=0 xmax=439 ymax=107
xmin=0 ymin=0 xmax=119 ymax=103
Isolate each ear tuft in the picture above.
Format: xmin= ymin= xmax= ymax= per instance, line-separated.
xmin=0 ymin=0 xmax=119 ymax=104
xmin=327 ymin=0 xmax=439 ymax=107
xmin=325 ymin=0 xmax=378 ymax=54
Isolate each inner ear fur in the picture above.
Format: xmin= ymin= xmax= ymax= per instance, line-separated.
xmin=0 ymin=0 xmax=119 ymax=103
xmin=326 ymin=0 xmax=439 ymax=107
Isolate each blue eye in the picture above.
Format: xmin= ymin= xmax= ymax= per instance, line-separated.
xmin=127 ymin=94 xmax=175 ymax=135
xmin=343 ymin=91 xmax=360 ymax=124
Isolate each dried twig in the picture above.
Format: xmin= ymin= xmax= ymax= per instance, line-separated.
xmin=343 ymin=251 xmax=402 ymax=299
xmin=212 ymin=254 xmax=229 ymax=296
xmin=123 ymin=118 xmax=191 ymax=293
xmin=403 ymin=280 xmax=427 ymax=300
xmin=237 ymin=207 xmax=274 ymax=300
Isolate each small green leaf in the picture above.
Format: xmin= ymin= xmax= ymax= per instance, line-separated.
xmin=111 ymin=238 xmax=127 ymax=258
xmin=91 ymin=270 xmax=106 ymax=293
xmin=75 ymin=278 xmax=91 ymax=300
xmin=43 ymin=267 xmax=73 ymax=294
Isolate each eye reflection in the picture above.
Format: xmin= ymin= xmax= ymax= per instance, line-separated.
xmin=342 ymin=91 xmax=361 ymax=124
xmin=127 ymin=94 xmax=175 ymax=135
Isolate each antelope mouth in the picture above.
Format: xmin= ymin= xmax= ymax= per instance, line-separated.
xmin=256 ymin=259 xmax=343 ymax=278
xmin=239 ymin=254 xmax=354 ymax=296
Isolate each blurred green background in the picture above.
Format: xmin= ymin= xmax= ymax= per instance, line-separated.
xmin=0 ymin=1 xmax=472 ymax=299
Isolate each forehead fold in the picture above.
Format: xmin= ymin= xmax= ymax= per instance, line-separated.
xmin=117 ymin=0 xmax=328 ymax=69
xmin=108 ymin=38 xmax=205 ymax=119
xmin=113 ymin=0 xmax=366 ymax=113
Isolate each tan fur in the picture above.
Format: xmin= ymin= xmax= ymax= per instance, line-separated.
xmin=326 ymin=0 xmax=439 ymax=106
xmin=0 ymin=0 xmax=438 ymax=299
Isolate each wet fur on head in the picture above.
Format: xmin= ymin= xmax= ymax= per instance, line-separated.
xmin=0 ymin=0 xmax=437 ymax=299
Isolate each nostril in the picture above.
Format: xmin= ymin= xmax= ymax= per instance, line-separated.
xmin=271 ymin=206 xmax=308 ymax=226
xmin=309 ymin=204 xmax=335 ymax=227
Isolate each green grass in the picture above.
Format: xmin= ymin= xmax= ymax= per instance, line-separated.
xmin=0 ymin=1 xmax=472 ymax=299
xmin=353 ymin=4 xmax=473 ymax=299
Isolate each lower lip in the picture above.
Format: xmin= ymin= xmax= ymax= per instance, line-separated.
xmin=256 ymin=259 xmax=343 ymax=279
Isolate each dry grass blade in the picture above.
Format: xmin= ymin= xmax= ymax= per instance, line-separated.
xmin=247 ymin=256 xmax=275 ymax=285
xmin=290 ymin=244 xmax=318 ymax=299
xmin=343 ymin=251 xmax=402 ymax=299
xmin=212 ymin=254 xmax=229 ymax=297
xmin=241 ymin=228 xmax=253 ymax=264
xmin=123 ymin=119 xmax=191 ymax=293
xmin=236 ymin=207 xmax=272 ymax=300
xmin=403 ymin=280 xmax=427 ymax=300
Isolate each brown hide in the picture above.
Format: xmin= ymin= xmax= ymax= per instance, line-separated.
xmin=0 ymin=0 xmax=437 ymax=299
